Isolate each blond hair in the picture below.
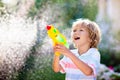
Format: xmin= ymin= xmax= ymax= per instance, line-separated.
xmin=72 ymin=19 xmax=101 ymax=48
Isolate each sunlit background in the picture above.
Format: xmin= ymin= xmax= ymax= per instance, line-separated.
xmin=0 ymin=0 xmax=120 ymax=80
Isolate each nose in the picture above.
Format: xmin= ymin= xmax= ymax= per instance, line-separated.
xmin=74 ymin=30 xmax=79 ymax=35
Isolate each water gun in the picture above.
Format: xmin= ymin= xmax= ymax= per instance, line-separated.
xmin=46 ymin=25 xmax=69 ymax=56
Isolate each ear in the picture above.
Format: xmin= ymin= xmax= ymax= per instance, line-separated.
xmin=88 ymin=38 xmax=92 ymax=43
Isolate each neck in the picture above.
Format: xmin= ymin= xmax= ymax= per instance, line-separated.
xmin=77 ymin=45 xmax=90 ymax=55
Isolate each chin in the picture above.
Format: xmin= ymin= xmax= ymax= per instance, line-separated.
xmin=73 ymin=43 xmax=79 ymax=48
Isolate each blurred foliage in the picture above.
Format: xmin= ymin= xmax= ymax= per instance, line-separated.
xmin=82 ymin=0 xmax=98 ymax=21
xmin=28 ymin=0 xmax=98 ymax=27
xmin=110 ymin=74 xmax=120 ymax=80
xmin=115 ymin=30 xmax=120 ymax=41
xmin=114 ymin=64 xmax=120 ymax=72
xmin=0 ymin=1 xmax=5 ymax=16
xmin=28 ymin=0 xmax=49 ymax=18
xmin=99 ymin=48 xmax=120 ymax=72
xmin=0 ymin=1 xmax=4 ymax=7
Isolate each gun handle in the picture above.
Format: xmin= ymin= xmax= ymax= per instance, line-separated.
xmin=55 ymin=52 xmax=60 ymax=56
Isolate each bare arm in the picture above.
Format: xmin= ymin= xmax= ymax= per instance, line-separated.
xmin=68 ymin=52 xmax=93 ymax=76
xmin=54 ymin=44 xmax=93 ymax=76
xmin=52 ymin=55 xmax=60 ymax=72
xmin=52 ymin=54 xmax=65 ymax=73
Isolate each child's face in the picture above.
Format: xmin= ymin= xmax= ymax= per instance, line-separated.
xmin=71 ymin=25 xmax=91 ymax=48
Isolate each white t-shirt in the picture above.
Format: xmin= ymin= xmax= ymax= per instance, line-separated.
xmin=59 ymin=48 xmax=100 ymax=80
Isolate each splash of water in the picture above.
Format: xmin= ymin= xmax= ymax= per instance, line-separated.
xmin=0 ymin=14 xmax=37 ymax=79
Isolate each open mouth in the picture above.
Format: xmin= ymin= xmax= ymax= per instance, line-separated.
xmin=74 ymin=37 xmax=80 ymax=40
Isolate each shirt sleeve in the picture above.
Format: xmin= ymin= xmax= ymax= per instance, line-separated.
xmin=87 ymin=50 xmax=100 ymax=77
xmin=59 ymin=56 xmax=67 ymax=73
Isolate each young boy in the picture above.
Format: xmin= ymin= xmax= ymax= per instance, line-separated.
xmin=53 ymin=19 xmax=101 ymax=80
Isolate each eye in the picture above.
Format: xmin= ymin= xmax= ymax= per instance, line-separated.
xmin=73 ymin=29 xmax=76 ymax=32
xmin=79 ymin=29 xmax=83 ymax=31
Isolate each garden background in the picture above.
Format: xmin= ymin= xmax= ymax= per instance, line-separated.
xmin=0 ymin=0 xmax=120 ymax=80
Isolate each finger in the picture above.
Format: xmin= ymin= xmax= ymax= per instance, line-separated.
xmin=55 ymin=45 xmax=61 ymax=49
xmin=54 ymin=46 xmax=60 ymax=51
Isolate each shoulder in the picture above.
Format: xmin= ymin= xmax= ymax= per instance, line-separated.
xmin=88 ymin=48 xmax=100 ymax=59
xmin=88 ymin=48 xmax=98 ymax=52
xmin=83 ymin=48 xmax=100 ymax=59
xmin=88 ymin=48 xmax=100 ymax=54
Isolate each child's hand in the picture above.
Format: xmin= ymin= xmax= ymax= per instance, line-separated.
xmin=54 ymin=44 xmax=71 ymax=57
